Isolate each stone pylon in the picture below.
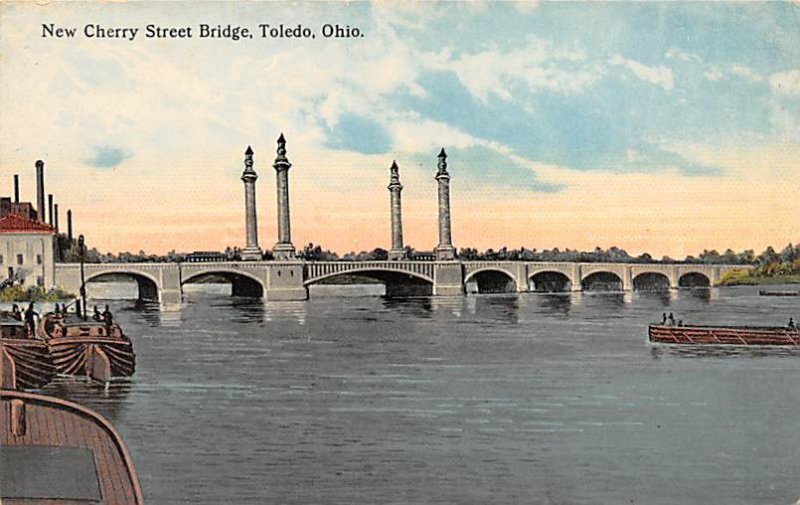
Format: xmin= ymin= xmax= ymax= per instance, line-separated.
xmin=387 ymin=161 xmax=405 ymax=260
xmin=240 ymin=146 xmax=263 ymax=260
xmin=272 ymin=133 xmax=296 ymax=259
xmin=434 ymin=148 xmax=456 ymax=260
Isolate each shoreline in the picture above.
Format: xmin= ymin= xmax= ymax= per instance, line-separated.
xmin=718 ymin=275 xmax=800 ymax=287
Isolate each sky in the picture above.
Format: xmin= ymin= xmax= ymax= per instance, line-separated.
xmin=1 ymin=1 xmax=798 ymax=258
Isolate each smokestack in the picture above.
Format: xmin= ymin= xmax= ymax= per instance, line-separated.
xmin=54 ymin=204 xmax=59 ymax=232
xmin=36 ymin=160 xmax=45 ymax=223
xmin=13 ymin=175 xmax=19 ymax=203
xmin=67 ymin=209 xmax=73 ymax=241
xmin=48 ymin=194 xmax=54 ymax=226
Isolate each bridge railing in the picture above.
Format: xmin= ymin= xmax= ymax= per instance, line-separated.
xmin=305 ymin=261 xmax=436 ymax=282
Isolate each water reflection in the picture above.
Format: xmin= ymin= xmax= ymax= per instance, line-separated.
xmin=582 ymin=292 xmax=628 ymax=309
xmin=678 ymin=287 xmax=713 ymax=303
xmin=635 ymin=290 xmax=675 ymax=307
xmin=263 ymin=301 xmax=307 ymax=325
xmin=534 ymin=293 xmax=572 ymax=315
xmin=469 ymin=294 xmax=520 ymax=324
xmin=651 ymin=343 xmax=800 ymax=359
xmin=382 ymin=297 xmax=434 ymax=318
xmin=431 ymin=296 xmax=465 ymax=317
xmin=120 ymin=299 xmax=166 ymax=327
xmin=228 ymin=297 xmax=268 ymax=325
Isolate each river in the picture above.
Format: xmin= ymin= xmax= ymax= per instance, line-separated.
xmin=31 ymin=284 xmax=800 ymax=504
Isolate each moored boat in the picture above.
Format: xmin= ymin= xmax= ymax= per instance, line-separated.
xmin=649 ymin=324 xmax=800 ymax=346
xmin=0 ymin=389 xmax=144 ymax=504
xmin=0 ymin=316 xmax=56 ymax=390
xmin=758 ymin=289 xmax=800 ymax=296
xmin=39 ymin=314 xmax=135 ymax=384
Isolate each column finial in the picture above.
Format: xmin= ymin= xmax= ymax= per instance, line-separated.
xmin=437 ymin=148 xmax=448 ymax=177
xmin=274 ymin=134 xmax=291 ymax=168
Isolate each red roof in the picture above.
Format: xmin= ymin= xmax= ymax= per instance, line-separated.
xmin=0 ymin=214 xmax=55 ymax=233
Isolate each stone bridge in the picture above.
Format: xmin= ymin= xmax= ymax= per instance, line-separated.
xmin=461 ymin=261 xmax=748 ymax=293
xmin=54 ymin=260 xmax=749 ymax=304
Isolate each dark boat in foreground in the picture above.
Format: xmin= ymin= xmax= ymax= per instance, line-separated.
xmin=759 ymin=290 xmax=800 ymax=296
xmin=39 ymin=315 xmax=136 ymax=384
xmin=0 ymin=316 xmax=56 ymax=390
xmin=0 ymin=389 xmax=144 ymax=504
xmin=649 ymin=324 xmax=800 ymax=346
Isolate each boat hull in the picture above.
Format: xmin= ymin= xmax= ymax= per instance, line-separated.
xmin=0 ymin=339 xmax=56 ymax=390
xmin=40 ymin=316 xmax=136 ymax=382
xmin=48 ymin=336 xmax=136 ymax=380
xmin=0 ymin=390 xmax=143 ymax=504
xmin=649 ymin=324 xmax=800 ymax=346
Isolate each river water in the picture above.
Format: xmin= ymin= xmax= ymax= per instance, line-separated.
xmin=32 ymin=284 xmax=800 ymax=505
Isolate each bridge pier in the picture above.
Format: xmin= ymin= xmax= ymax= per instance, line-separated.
xmin=265 ymin=262 xmax=308 ymax=301
xmin=668 ymin=267 xmax=679 ymax=290
xmin=621 ymin=267 xmax=633 ymax=292
xmin=512 ymin=263 xmax=528 ymax=293
xmin=157 ymin=264 xmax=182 ymax=305
xmin=433 ymin=262 xmax=463 ymax=296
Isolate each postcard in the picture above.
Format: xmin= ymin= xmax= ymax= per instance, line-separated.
xmin=1 ymin=2 xmax=799 ymax=504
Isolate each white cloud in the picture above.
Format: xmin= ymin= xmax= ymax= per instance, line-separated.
xmin=610 ymin=56 xmax=674 ymax=91
xmin=703 ymin=69 xmax=725 ymax=81
xmin=441 ymin=37 xmax=599 ymax=102
xmin=729 ymin=65 xmax=764 ymax=83
xmin=769 ymin=70 xmax=800 ymax=95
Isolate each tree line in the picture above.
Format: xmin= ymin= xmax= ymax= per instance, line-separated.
xmin=58 ymin=234 xmax=799 ymax=271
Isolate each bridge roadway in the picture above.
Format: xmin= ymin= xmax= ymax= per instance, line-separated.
xmin=54 ymin=260 xmax=749 ymax=305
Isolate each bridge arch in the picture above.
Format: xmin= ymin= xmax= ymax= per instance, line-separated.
xmin=632 ymin=272 xmax=671 ymax=291
xmin=581 ymin=271 xmax=623 ymax=292
xmin=464 ymin=268 xmax=517 ymax=294
xmin=182 ymin=268 xmax=265 ymax=298
xmin=304 ymin=267 xmax=433 ymax=287
xmin=678 ymin=271 xmax=711 ymax=288
xmin=528 ymin=270 xmax=574 ymax=292
xmin=85 ymin=270 xmax=161 ymax=302
xmin=305 ymin=267 xmax=434 ymax=298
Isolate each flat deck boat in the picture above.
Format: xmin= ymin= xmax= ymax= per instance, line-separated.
xmin=759 ymin=290 xmax=800 ymax=296
xmin=649 ymin=324 xmax=800 ymax=346
xmin=40 ymin=315 xmax=136 ymax=384
xmin=0 ymin=389 xmax=143 ymax=504
xmin=0 ymin=316 xmax=56 ymax=390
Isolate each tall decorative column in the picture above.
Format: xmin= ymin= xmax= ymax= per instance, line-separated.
xmin=272 ymin=133 xmax=296 ymax=259
xmin=240 ymin=146 xmax=263 ymax=260
xmin=434 ymin=148 xmax=456 ymax=260
xmin=387 ymin=161 xmax=405 ymax=260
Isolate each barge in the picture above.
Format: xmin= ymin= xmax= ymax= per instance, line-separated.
xmin=649 ymin=324 xmax=800 ymax=346
xmin=40 ymin=314 xmax=136 ymax=384
xmin=0 ymin=316 xmax=56 ymax=390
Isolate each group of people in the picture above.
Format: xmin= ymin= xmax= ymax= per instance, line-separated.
xmin=6 ymin=302 xmax=41 ymax=337
xmin=660 ymin=312 xmax=799 ymax=330
xmin=4 ymin=301 xmax=114 ymax=337
xmin=660 ymin=312 xmax=685 ymax=327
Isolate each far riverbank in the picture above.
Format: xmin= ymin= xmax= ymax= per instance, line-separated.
xmin=718 ymin=271 xmax=800 ymax=286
